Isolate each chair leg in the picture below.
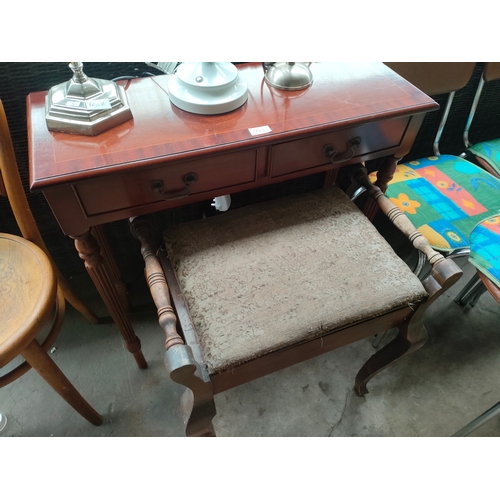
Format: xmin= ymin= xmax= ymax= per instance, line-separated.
xmin=56 ymin=270 xmax=100 ymax=325
xmin=413 ymin=249 xmax=427 ymax=278
xmin=165 ymin=345 xmax=217 ymax=437
xmin=0 ymin=285 xmax=67 ymax=388
xmin=355 ymin=320 xmax=428 ymax=396
xmin=454 ymin=273 xmax=486 ymax=308
xmin=467 ymin=284 xmax=488 ymax=308
xmin=452 ymin=400 xmax=500 ymax=437
xmin=21 ymin=340 xmax=103 ymax=426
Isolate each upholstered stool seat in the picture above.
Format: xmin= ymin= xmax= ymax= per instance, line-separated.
xmin=164 ymin=185 xmax=427 ymax=375
xmin=132 ymin=169 xmax=462 ymax=436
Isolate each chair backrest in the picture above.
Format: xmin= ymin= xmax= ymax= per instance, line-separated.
xmin=0 ymin=99 xmax=49 ymax=251
xmin=384 ymin=62 xmax=476 ymax=96
xmin=483 ymin=62 xmax=500 ymax=83
xmin=463 ymin=62 xmax=500 ymax=149
xmin=384 ymin=62 xmax=476 ymax=155
xmin=0 ymin=166 xmax=6 ymax=197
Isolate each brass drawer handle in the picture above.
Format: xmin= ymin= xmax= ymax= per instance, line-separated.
xmin=150 ymin=172 xmax=198 ymax=200
xmin=323 ymin=137 xmax=361 ymax=164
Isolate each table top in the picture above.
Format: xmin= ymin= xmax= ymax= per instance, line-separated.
xmin=27 ymin=62 xmax=438 ymax=191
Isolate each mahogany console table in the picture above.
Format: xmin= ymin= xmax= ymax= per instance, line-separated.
xmin=27 ymin=62 xmax=438 ymax=369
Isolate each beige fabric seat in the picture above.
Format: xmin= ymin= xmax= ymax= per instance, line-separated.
xmin=165 ymin=185 xmax=427 ymax=375
xmin=132 ymin=168 xmax=462 ymax=436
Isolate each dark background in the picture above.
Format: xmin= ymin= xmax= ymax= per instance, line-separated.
xmin=1 ymin=62 xmax=499 ymax=296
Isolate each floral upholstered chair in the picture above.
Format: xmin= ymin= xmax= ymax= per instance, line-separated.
xmin=370 ymin=155 xmax=500 ymax=254
xmin=452 ymin=62 xmax=500 ymax=306
xmin=372 ymin=63 xmax=500 ymax=277
xmin=452 ymin=217 xmax=500 ymax=436
xmin=468 ymin=216 xmax=500 ymax=287
xmin=454 ymin=214 xmax=500 ymax=307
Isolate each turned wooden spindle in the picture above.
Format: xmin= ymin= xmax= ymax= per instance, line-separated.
xmin=362 ymin=156 xmax=399 ymax=221
xmin=130 ymin=218 xmax=185 ymax=351
xmin=353 ymin=167 xmax=445 ymax=267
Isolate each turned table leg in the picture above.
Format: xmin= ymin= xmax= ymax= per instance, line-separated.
xmin=73 ymin=229 xmax=147 ymax=369
xmin=91 ymin=225 xmax=132 ymax=313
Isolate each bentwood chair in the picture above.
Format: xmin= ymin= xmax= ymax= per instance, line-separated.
xmin=368 ymin=63 xmax=500 ymax=278
xmin=0 ymin=101 xmax=99 ymax=325
xmin=0 ymin=100 xmax=102 ymax=426
xmin=131 ymin=167 xmax=462 ymax=434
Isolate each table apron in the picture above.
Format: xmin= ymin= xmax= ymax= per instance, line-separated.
xmin=40 ymin=115 xmax=416 ymax=236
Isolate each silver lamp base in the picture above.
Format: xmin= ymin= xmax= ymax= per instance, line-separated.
xmin=45 ymin=62 xmax=133 ymax=136
xmin=264 ymin=62 xmax=313 ymax=91
xmin=168 ymin=62 xmax=248 ymax=115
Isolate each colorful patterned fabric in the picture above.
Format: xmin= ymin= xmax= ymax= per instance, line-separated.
xmin=369 ymin=154 xmax=500 ymax=252
xmin=468 ymin=216 xmax=500 ymax=288
xmin=468 ymin=139 xmax=500 ymax=177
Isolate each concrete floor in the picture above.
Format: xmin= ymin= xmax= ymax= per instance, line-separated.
xmin=1 ymin=226 xmax=500 ymax=438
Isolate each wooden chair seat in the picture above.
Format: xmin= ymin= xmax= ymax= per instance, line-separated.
xmin=163 ymin=186 xmax=427 ymax=375
xmin=0 ymin=233 xmax=57 ymax=365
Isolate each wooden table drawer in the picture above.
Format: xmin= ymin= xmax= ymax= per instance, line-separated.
xmin=270 ymin=117 xmax=409 ymax=178
xmin=75 ymin=149 xmax=257 ymax=217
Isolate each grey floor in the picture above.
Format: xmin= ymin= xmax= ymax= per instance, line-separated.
xmin=1 ymin=231 xmax=499 ymax=438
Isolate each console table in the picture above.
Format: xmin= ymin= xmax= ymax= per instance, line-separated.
xmin=27 ymin=62 xmax=438 ymax=369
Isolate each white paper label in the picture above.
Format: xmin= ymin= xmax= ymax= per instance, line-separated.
xmin=248 ymin=125 xmax=272 ymax=136
xmin=85 ymin=99 xmax=112 ymax=110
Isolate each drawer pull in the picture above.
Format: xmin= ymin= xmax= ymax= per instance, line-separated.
xmin=149 ymin=172 xmax=199 ymax=200
xmin=323 ymin=137 xmax=361 ymax=164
